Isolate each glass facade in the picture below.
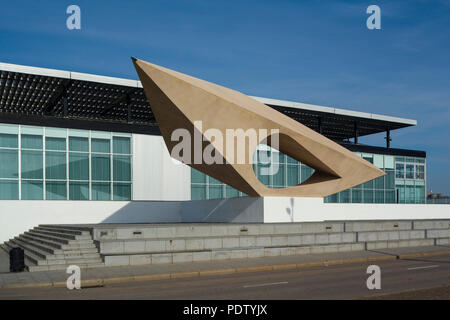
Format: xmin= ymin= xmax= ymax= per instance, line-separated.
xmin=0 ymin=124 xmax=132 ymax=200
xmin=190 ymin=146 xmax=426 ymax=204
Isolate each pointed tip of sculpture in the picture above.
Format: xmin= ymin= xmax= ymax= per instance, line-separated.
xmin=131 ymin=56 xmax=138 ymax=62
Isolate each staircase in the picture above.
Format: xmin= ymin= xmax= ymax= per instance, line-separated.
xmin=0 ymin=226 xmax=104 ymax=272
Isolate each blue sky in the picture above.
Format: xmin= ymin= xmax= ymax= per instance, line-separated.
xmin=1 ymin=0 xmax=449 ymax=193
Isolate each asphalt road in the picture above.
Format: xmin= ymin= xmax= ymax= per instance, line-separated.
xmin=1 ymin=254 xmax=449 ymax=300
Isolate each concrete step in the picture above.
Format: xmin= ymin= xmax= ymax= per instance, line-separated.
xmin=40 ymin=224 xmax=92 ymax=232
xmin=6 ymin=239 xmax=47 ymax=260
xmin=365 ymin=238 xmax=435 ymax=250
xmin=26 ymin=230 xmax=94 ymax=244
xmin=6 ymin=239 xmax=101 ymax=263
xmin=102 ymin=242 xmax=366 ymax=266
xmin=97 ymin=232 xmax=359 ymax=254
xmin=12 ymin=236 xmax=98 ymax=256
xmin=29 ymin=228 xmax=92 ymax=241
xmin=20 ymin=233 xmax=96 ymax=250
xmin=35 ymin=226 xmax=91 ymax=236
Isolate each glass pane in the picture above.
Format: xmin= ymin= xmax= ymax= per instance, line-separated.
xmin=113 ymin=155 xmax=131 ymax=181
xmin=113 ymin=137 xmax=131 ymax=154
xmin=0 ymin=180 xmax=18 ymax=200
xmin=191 ymin=168 xmax=206 ymax=184
xmin=46 ymin=181 xmax=67 ymax=200
xmin=364 ymin=190 xmax=374 ymax=203
xmin=339 ymin=190 xmax=351 ymax=203
xmin=352 ymin=189 xmax=363 ymax=203
xmin=301 ymin=165 xmax=314 ymax=183
xmin=46 ymin=151 xmax=66 ymax=180
xmin=415 ymin=165 xmax=425 ymax=180
xmin=396 ymin=184 xmax=405 ymax=203
xmin=406 ymin=184 xmax=415 ymax=203
xmin=0 ymin=149 xmax=19 ymax=178
xmin=209 ymin=176 xmax=222 ymax=184
xmin=415 ymin=185 xmax=425 ymax=204
xmin=92 ymin=138 xmax=110 ymax=153
xmin=326 ymin=193 xmax=339 ymax=203
xmin=45 ymin=137 xmax=66 ymax=151
xmin=272 ymin=164 xmax=285 ymax=187
xmin=363 ymin=179 xmax=373 ymax=189
xmin=225 ymin=185 xmax=239 ymax=198
xmin=22 ymin=180 xmax=43 ymax=200
xmin=385 ymin=169 xmax=395 ymax=189
xmin=286 ymin=155 xmax=299 ymax=165
xmin=69 ymin=153 xmax=89 ymax=180
xmin=385 ymin=190 xmax=395 ymax=203
xmin=257 ymin=164 xmax=271 ymax=186
xmin=22 ymin=150 xmax=43 ymax=179
xmin=21 ymin=134 xmax=42 ymax=149
xmin=395 ymin=163 xmax=405 ymax=179
xmin=92 ymin=182 xmax=111 ymax=200
xmin=0 ymin=133 xmax=18 ymax=148
xmin=69 ymin=137 xmax=89 ymax=152
xmin=209 ymin=185 xmax=223 ymax=199
xmin=375 ymin=190 xmax=385 ymax=203
xmin=191 ymin=185 xmax=206 ymax=200
xmin=374 ymin=176 xmax=384 ymax=189
xmin=406 ymin=164 xmax=415 ymax=179
xmin=92 ymin=154 xmax=111 ymax=181
xmin=69 ymin=182 xmax=89 ymax=200
xmin=287 ymin=165 xmax=299 ymax=186
xmin=113 ymin=182 xmax=131 ymax=200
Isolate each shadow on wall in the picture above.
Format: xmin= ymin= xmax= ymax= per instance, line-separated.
xmin=286 ymin=198 xmax=295 ymax=222
xmin=100 ymin=197 xmax=264 ymax=224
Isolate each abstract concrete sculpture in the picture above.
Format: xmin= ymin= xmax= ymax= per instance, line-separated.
xmin=132 ymin=58 xmax=385 ymax=197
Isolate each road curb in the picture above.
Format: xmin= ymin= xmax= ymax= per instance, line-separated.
xmin=2 ymin=249 xmax=450 ymax=290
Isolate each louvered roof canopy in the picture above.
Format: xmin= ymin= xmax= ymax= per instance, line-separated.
xmin=0 ymin=62 xmax=416 ymax=139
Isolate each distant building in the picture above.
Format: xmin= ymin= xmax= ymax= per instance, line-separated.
xmin=427 ymin=191 xmax=450 ymax=204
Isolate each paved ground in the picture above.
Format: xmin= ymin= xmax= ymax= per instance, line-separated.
xmin=0 ymin=253 xmax=449 ymax=299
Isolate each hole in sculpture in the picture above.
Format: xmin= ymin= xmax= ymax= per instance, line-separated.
xmin=252 ymin=144 xmax=315 ymax=189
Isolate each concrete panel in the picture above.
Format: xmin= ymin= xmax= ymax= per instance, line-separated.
xmin=414 ymin=220 xmax=450 ymax=230
xmin=239 ymin=237 xmax=257 ymax=248
xmin=145 ymin=240 xmax=166 ymax=252
xmin=193 ymin=251 xmax=212 ymax=262
xmin=123 ymin=240 xmax=146 ymax=253
xmin=104 ymin=255 xmax=130 ymax=266
xmin=427 ymin=229 xmax=450 ymax=238
xmin=151 ymin=253 xmax=173 ymax=264
xmin=100 ymin=241 xmax=125 ymax=254
xmin=256 ymin=236 xmax=272 ymax=247
xmin=130 ymin=254 xmax=152 ymax=266
xmin=263 ymin=197 xmax=450 ymax=222
xmin=185 ymin=239 xmax=204 ymax=251
xmin=172 ymin=252 xmax=194 ymax=263
xmin=204 ymin=238 xmax=223 ymax=250
xmin=165 ymin=239 xmax=185 ymax=251
xmin=222 ymin=237 xmax=239 ymax=248
xmin=271 ymin=236 xmax=288 ymax=246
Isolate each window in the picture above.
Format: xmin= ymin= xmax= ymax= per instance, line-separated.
xmin=0 ymin=124 xmax=132 ymax=200
xmin=395 ymin=163 xmax=405 ymax=179
xmin=415 ymin=165 xmax=425 ymax=180
xmin=406 ymin=164 xmax=415 ymax=179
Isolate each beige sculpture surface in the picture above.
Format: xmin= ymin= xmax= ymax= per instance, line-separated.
xmin=132 ymin=58 xmax=385 ymax=197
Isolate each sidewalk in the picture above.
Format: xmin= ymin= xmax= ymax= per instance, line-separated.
xmin=1 ymin=245 xmax=449 ymax=289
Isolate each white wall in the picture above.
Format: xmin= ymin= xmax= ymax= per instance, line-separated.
xmin=263 ymin=197 xmax=450 ymax=222
xmin=132 ymin=134 xmax=190 ymax=200
xmin=0 ymin=201 xmax=130 ymax=242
